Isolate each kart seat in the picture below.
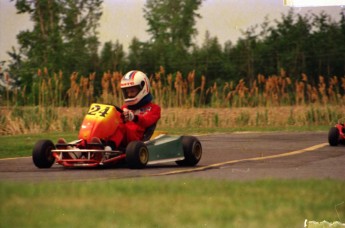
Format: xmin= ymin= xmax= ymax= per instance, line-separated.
xmin=142 ymin=123 xmax=157 ymax=141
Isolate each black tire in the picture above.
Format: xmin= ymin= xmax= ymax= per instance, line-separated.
xmin=126 ymin=141 xmax=149 ymax=169
xmin=328 ymin=127 xmax=340 ymax=146
xmin=176 ymin=136 xmax=202 ymax=166
xmin=32 ymin=140 xmax=55 ymax=168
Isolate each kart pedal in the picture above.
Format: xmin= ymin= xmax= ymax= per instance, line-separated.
xmin=57 ymin=138 xmax=67 ymax=144
xmin=89 ymin=137 xmax=104 ymax=149
xmin=56 ymin=138 xmax=72 ymax=149
xmin=91 ymin=137 xmax=102 ymax=144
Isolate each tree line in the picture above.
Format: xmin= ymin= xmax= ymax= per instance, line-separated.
xmin=4 ymin=0 xmax=345 ymax=101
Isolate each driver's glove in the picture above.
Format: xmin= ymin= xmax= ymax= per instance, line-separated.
xmin=123 ymin=108 xmax=135 ymax=122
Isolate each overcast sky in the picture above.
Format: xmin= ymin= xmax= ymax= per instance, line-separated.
xmin=0 ymin=0 xmax=343 ymax=66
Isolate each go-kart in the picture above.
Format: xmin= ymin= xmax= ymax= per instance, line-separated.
xmin=32 ymin=103 xmax=202 ymax=169
xmin=328 ymin=121 xmax=345 ymax=146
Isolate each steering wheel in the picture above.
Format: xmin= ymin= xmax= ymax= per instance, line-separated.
xmin=114 ymin=105 xmax=123 ymax=113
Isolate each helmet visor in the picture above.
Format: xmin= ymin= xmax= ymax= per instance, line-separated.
xmin=122 ymin=85 xmax=141 ymax=99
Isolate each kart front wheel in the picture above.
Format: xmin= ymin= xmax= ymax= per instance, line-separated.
xmin=176 ymin=136 xmax=202 ymax=166
xmin=126 ymin=141 xmax=149 ymax=169
xmin=328 ymin=127 xmax=340 ymax=146
xmin=32 ymin=140 xmax=56 ymax=168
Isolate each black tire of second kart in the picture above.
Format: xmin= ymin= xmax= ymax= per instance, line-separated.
xmin=32 ymin=140 xmax=56 ymax=168
xmin=176 ymin=136 xmax=202 ymax=166
xmin=328 ymin=127 xmax=340 ymax=146
xmin=126 ymin=141 xmax=149 ymax=169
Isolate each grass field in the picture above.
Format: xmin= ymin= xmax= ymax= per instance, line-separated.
xmin=1 ymin=179 xmax=344 ymax=227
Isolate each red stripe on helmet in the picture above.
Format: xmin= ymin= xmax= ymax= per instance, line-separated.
xmin=129 ymin=71 xmax=137 ymax=79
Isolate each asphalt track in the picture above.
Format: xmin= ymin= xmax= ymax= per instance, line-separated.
xmin=0 ymin=132 xmax=344 ymax=182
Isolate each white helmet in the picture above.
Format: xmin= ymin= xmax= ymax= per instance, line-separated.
xmin=120 ymin=70 xmax=150 ymax=106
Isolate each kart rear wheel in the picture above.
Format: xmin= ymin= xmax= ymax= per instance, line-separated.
xmin=328 ymin=127 xmax=340 ymax=146
xmin=126 ymin=141 xmax=149 ymax=169
xmin=176 ymin=136 xmax=202 ymax=166
xmin=32 ymin=140 xmax=55 ymax=168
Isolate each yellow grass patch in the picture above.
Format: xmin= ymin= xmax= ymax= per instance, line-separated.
xmin=0 ymin=105 xmax=343 ymax=135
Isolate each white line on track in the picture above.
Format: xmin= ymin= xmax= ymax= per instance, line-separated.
xmin=151 ymin=142 xmax=329 ymax=176
xmin=0 ymin=156 xmax=31 ymax=161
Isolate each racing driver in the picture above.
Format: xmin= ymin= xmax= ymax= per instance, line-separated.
xmin=106 ymin=70 xmax=161 ymax=149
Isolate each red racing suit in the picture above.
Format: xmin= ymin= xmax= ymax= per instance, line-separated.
xmin=109 ymin=102 xmax=161 ymax=147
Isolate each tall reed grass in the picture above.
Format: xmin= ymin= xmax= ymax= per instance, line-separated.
xmin=2 ymin=67 xmax=345 ymax=108
xmin=1 ymin=67 xmax=345 ymax=135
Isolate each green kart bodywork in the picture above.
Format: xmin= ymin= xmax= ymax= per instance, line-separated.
xmin=124 ymin=133 xmax=202 ymax=169
xmin=146 ymin=135 xmax=185 ymax=164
